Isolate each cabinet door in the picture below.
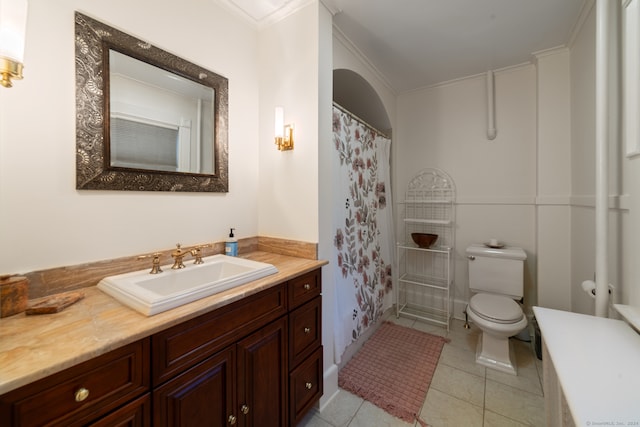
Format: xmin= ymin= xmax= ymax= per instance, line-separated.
xmin=237 ymin=317 xmax=288 ymax=427
xmin=153 ymin=347 xmax=235 ymax=427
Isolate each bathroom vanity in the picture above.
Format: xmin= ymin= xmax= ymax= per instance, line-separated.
xmin=0 ymin=252 xmax=325 ymax=426
xmin=533 ymin=306 xmax=640 ymax=426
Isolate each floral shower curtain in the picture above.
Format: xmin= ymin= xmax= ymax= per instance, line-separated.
xmin=332 ymin=104 xmax=394 ymax=363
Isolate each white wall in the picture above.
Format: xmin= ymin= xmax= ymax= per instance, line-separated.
xmin=570 ymin=3 xmax=600 ymax=315
xmin=396 ymin=66 xmax=538 ymax=317
xmin=252 ymin=0 xmax=341 ymax=406
xmin=620 ymin=0 xmax=640 ymax=308
xmin=0 ymin=0 xmax=262 ymax=273
xmin=317 ymin=3 xmax=338 ymax=407
xmin=257 ymin=3 xmax=320 ymax=243
xmin=623 ymin=160 xmax=640 ymax=307
xmin=535 ymin=48 xmax=572 ymax=311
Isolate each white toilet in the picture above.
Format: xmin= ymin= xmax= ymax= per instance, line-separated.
xmin=466 ymin=244 xmax=528 ymax=375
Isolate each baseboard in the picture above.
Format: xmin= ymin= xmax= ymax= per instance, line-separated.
xmin=452 ymin=298 xmax=468 ymax=321
xmin=319 ymin=363 xmax=339 ymax=411
xmin=336 ymin=308 xmax=392 ymax=369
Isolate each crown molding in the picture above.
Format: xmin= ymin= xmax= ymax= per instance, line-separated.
xmin=567 ymin=0 xmax=595 ymax=48
xmin=214 ymin=0 xmax=316 ymax=29
xmin=332 ymin=24 xmax=397 ymax=95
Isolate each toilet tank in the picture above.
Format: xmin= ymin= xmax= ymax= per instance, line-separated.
xmin=467 ymin=244 xmax=527 ymax=299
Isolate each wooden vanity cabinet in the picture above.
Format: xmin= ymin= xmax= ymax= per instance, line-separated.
xmin=151 ymin=282 xmax=288 ymax=427
xmin=153 ymin=316 xmax=288 ymax=427
xmin=0 ymin=339 xmax=150 ymax=427
xmin=151 ymin=283 xmax=287 ymax=386
xmin=0 ymin=267 xmax=323 ymax=427
xmin=153 ymin=268 xmax=322 ymax=427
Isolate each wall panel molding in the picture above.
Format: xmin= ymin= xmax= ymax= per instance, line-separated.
xmin=570 ymin=194 xmax=629 ymax=210
xmin=456 ymin=196 xmax=536 ymax=205
xmin=455 ymin=194 xmax=629 ymax=210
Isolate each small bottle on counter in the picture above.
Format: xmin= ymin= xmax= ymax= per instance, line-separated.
xmin=225 ymin=228 xmax=238 ymax=256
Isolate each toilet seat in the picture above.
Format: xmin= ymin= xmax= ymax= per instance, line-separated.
xmin=469 ymin=293 xmax=523 ymax=324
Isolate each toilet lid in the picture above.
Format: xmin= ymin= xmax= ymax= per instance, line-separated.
xmin=469 ymin=293 xmax=523 ymax=324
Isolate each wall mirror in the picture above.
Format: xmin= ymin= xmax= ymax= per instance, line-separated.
xmin=75 ymin=12 xmax=228 ymax=192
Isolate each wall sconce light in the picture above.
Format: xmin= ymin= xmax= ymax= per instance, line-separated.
xmin=274 ymin=106 xmax=294 ymax=151
xmin=0 ymin=0 xmax=28 ymax=88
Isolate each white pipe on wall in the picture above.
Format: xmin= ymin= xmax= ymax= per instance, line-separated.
xmin=486 ymin=70 xmax=497 ymax=140
xmin=595 ymin=0 xmax=609 ymax=318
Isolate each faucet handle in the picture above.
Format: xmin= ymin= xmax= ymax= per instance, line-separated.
xmin=192 ymin=244 xmax=211 ymax=264
xmin=138 ymin=252 xmax=163 ymax=274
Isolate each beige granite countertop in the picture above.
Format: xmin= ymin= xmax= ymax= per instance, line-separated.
xmin=0 ymin=251 xmax=327 ymax=395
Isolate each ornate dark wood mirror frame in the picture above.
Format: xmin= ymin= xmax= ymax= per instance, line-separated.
xmin=75 ymin=12 xmax=228 ymax=192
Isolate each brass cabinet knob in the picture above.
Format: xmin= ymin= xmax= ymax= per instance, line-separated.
xmin=228 ymin=414 xmax=237 ymax=425
xmin=303 ymin=283 xmax=310 ymax=290
xmin=241 ymin=404 xmax=250 ymax=414
xmin=304 ymin=327 xmax=311 ymax=334
xmin=305 ymin=382 xmax=313 ymax=390
xmin=74 ymin=387 xmax=90 ymax=402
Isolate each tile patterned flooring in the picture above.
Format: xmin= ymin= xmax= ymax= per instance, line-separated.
xmin=299 ymin=317 xmax=545 ymax=427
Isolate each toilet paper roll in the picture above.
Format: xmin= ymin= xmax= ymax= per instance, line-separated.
xmin=581 ymin=280 xmax=596 ymax=299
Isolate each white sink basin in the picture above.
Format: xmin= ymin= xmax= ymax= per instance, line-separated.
xmin=97 ymin=255 xmax=278 ymax=316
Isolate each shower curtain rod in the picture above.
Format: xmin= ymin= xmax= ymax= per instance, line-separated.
xmin=332 ymin=101 xmax=391 ymax=139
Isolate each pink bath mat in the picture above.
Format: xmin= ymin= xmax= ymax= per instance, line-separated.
xmin=338 ymin=321 xmax=448 ymax=425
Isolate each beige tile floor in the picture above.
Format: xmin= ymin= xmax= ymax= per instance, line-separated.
xmin=299 ymin=317 xmax=545 ymax=427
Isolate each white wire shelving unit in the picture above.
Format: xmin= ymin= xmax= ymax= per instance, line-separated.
xmin=396 ymin=168 xmax=456 ymax=331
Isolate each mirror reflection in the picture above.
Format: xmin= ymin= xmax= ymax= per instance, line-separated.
xmin=109 ymin=50 xmax=215 ymax=174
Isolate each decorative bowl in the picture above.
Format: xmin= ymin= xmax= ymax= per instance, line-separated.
xmin=411 ymin=233 xmax=438 ymax=248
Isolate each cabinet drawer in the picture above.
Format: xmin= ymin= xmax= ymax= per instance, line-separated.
xmin=288 ymin=269 xmax=321 ymax=309
xmin=152 ymin=283 xmax=286 ymax=385
xmin=0 ymin=339 xmax=149 ymax=427
xmin=289 ymin=296 xmax=322 ymax=368
xmin=289 ymin=346 xmax=323 ymax=426
xmin=88 ymin=393 xmax=150 ymax=427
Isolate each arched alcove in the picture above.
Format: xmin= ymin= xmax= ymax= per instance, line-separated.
xmin=333 ymin=69 xmax=391 ymax=135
